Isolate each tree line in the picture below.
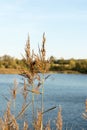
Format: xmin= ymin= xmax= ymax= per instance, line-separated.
xmin=49 ymin=56 xmax=87 ymax=74
xmin=0 ymin=55 xmax=24 ymax=69
xmin=0 ymin=54 xmax=87 ymax=74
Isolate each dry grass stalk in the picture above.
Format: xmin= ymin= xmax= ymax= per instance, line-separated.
xmin=1 ymin=102 xmax=19 ymax=130
xmin=11 ymin=79 xmax=18 ymax=100
xmin=16 ymin=102 xmax=32 ymax=120
xmin=10 ymin=115 xmax=19 ymax=130
xmin=22 ymin=80 xmax=28 ymax=101
xmin=44 ymin=121 xmax=51 ymax=130
xmin=85 ymin=99 xmax=87 ymax=112
xmin=0 ymin=118 xmax=4 ymax=130
xmin=23 ymin=33 xmax=48 ymax=74
xmin=82 ymin=99 xmax=87 ymax=119
xmin=25 ymin=34 xmax=30 ymax=61
xmin=26 ymin=87 xmax=41 ymax=95
xmin=20 ymin=34 xmax=48 ymax=127
xmin=56 ymin=107 xmax=63 ymax=130
xmin=3 ymin=33 xmax=50 ymax=129
xmin=4 ymin=102 xmax=12 ymax=124
xmin=41 ymin=33 xmax=46 ymax=61
xmin=23 ymin=121 xmax=28 ymax=130
xmin=34 ymin=111 xmax=42 ymax=130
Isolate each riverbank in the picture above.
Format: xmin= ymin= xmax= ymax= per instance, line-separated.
xmin=0 ymin=68 xmax=20 ymax=74
xmin=0 ymin=68 xmax=82 ymax=74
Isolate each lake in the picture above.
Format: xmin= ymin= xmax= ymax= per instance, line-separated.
xmin=0 ymin=73 xmax=87 ymax=130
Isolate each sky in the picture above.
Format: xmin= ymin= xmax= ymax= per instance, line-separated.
xmin=0 ymin=0 xmax=87 ymax=59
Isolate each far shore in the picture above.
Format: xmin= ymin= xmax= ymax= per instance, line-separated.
xmin=0 ymin=68 xmax=84 ymax=74
xmin=0 ymin=68 xmax=20 ymax=74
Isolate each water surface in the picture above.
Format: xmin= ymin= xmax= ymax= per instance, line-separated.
xmin=0 ymin=74 xmax=87 ymax=130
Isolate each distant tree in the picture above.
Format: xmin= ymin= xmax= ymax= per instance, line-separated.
xmin=69 ymin=59 xmax=76 ymax=69
xmin=74 ymin=60 xmax=87 ymax=73
xmin=49 ymin=56 xmax=56 ymax=63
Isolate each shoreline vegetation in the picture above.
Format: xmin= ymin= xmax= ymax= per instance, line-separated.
xmin=0 ymin=68 xmax=20 ymax=74
xmin=0 ymin=68 xmax=80 ymax=74
xmin=0 ymin=55 xmax=87 ymax=74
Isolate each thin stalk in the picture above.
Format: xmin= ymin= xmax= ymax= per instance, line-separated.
xmin=41 ymin=74 xmax=45 ymax=130
xmin=32 ymin=82 xmax=35 ymax=124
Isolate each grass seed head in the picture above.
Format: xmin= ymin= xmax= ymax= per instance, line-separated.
xmin=85 ymin=99 xmax=87 ymax=112
xmin=23 ymin=121 xmax=28 ymax=130
xmin=56 ymin=106 xmax=63 ymax=130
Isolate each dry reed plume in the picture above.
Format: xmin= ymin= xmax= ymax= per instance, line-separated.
xmin=0 ymin=102 xmax=19 ymax=130
xmin=23 ymin=121 xmax=28 ymax=130
xmin=34 ymin=111 xmax=42 ymax=130
xmin=44 ymin=121 xmax=51 ymax=130
xmin=0 ymin=33 xmax=63 ymax=130
xmin=85 ymin=99 xmax=87 ymax=112
xmin=56 ymin=107 xmax=63 ymax=130
xmin=22 ymin=80 xmax=28 ymax=101
xmin=11 ymin=79 xmax=18 ymax=100
xmin=82 ymin=99 xmax=87 ymax=119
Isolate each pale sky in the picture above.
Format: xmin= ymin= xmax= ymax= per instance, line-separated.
xmin=0 ymin=0 xmax=87 ymax=59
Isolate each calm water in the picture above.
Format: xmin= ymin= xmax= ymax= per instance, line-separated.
xmin=0 ymin=74 xmax=87 ymax=130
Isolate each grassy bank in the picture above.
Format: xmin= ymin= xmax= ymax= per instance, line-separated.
xmin=0 ymin=68 xmax=82 ymax=74
xmin=0 ymin=68 xmax=20 ymax=74
xmin=0 ymin=68 xmax=80 ymax=74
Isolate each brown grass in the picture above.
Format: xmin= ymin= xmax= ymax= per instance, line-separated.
xmin=0 ymin=68 xmax=20 ymax=74
xmin=0 ymin=33 xmax=63 ymax=130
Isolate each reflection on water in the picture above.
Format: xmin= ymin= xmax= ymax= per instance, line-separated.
xmin=0 ymin=74 xmax=87 ymax=129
